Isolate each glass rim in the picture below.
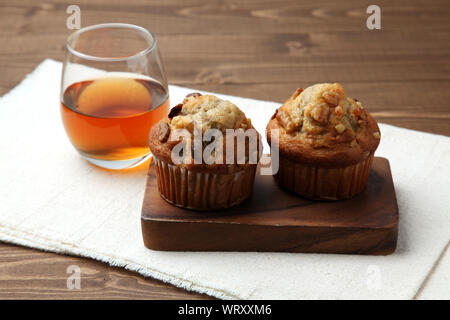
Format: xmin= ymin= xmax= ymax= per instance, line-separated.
xmin=66 ymin=23 xmax=157 ymax=62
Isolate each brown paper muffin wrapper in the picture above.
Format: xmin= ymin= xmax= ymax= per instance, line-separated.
xmin=274 ymin=153 xmax=374 ymax=200
xmin=153 ymin=158 xmax=257 ymax=210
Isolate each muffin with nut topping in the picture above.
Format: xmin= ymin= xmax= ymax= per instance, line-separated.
xmin=149 ymin=93 xmax=262 ymax=210
xmin=266 ymin=83 xmax=380 ymax=200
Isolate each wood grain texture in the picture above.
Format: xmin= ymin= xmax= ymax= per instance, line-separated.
xmin=0 ymin=243 xmax=212 ymax=300
xmin=0 ymin=0 xmax=449 ymax=299
xmin=142 ymin=158 xmax=398 ymax=255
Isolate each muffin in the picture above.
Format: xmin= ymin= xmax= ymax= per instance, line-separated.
xmin=149 ymin=93 xmax=262 ymax=210
xmin=266 ymin=83 xmax=380 ymax=200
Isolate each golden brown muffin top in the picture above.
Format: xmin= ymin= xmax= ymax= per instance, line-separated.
xmin=170 ymin=93 xmax=252 ymax=132
xmin=149 ymin=93 xmax=261 ymax=173
xmin=267 ymin=83 xmax=381 ymax=167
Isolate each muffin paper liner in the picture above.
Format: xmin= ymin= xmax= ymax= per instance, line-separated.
xmin=154 ymin=158 xmax=257 ymax=210
xmin=274 ymin=153 xmax=374 ymax=200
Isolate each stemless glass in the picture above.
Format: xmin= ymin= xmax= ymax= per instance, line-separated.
xmin=60 ymin=23 xmax=169 ymax=170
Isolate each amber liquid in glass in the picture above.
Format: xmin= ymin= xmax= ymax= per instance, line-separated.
xmin=61 ymin=77 xmax=169 ymax=161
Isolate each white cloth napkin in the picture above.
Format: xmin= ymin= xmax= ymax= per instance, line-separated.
xmin=0 ymin=59 xmax=448 ymax=300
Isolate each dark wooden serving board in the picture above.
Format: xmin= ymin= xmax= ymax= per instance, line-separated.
xmin=141 ymin=157 xmax=398 ymax=255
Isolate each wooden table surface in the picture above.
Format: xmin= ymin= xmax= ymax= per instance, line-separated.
xmin=0 ymin=0 xmax=449 ymax=299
